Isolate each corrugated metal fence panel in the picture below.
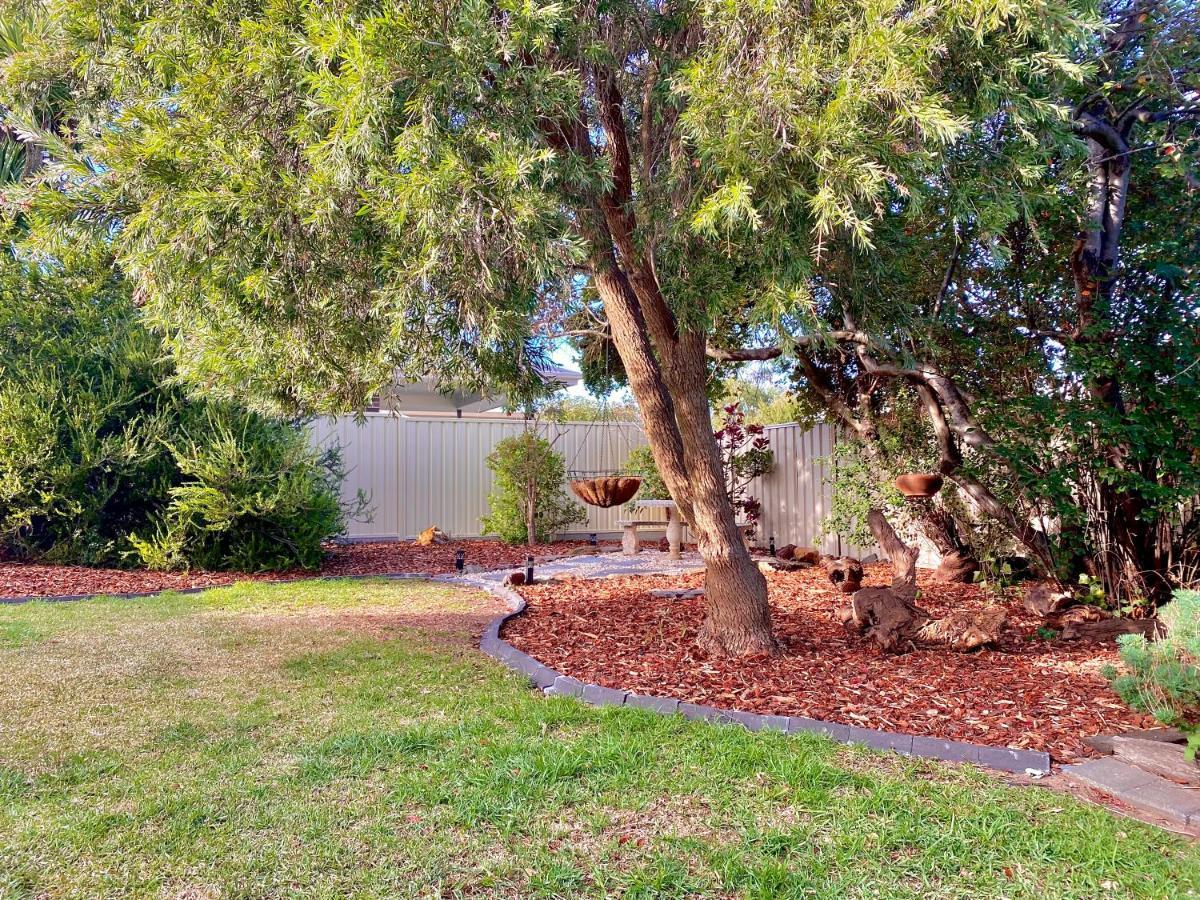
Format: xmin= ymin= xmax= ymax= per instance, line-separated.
xmin=747 ymin=423 xmax=835 ymax=554
xmin=310 ymin=415 xmax=869 ymax=550
xmin=311 ymin=416 xmax=648 ymax=540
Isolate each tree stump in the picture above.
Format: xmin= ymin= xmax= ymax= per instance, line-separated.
xmin=823 ymin=556 xmax=864 ymax=592
xmin=867 ymin=509 xmax=918 ymax=584
xmin=933 ymin=550 xmax=979 ymax=584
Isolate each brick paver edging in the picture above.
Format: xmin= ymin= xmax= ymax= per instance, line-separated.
xmin=478 ymin=582 xmax=1052 ymax=776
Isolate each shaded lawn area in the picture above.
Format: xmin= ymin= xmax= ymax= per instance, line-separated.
xmin=0 ymin=580 xmax=1195 ymax=898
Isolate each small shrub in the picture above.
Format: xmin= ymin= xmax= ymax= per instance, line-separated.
xmin=1106 ymin=591 xmax=1200 ymax=759
xmin=481 ymin=432 xmax=586 ymax=545
xmin=714 ymin=403 xmax=773 ymax=534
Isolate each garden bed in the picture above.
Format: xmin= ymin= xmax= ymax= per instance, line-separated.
xmin=0 ymin=539 xmax=613 ymax=601
xmin=504 ymin=563 xmax=1153 ymax=762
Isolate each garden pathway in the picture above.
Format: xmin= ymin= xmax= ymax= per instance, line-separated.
xmin=450 ymin=548 xmax=707 ymax=588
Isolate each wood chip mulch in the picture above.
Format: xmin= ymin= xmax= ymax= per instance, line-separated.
xmin=0 ymin=540 xmax=613 ymax=601
xmin=504 ymin=563 xmax=1154 ymax=762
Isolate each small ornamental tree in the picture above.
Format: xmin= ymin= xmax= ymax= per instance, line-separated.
xmin=714 ymin=405 xmax=773 ymax=536
xmin=1107 ymin=591 xmax=1200 ymax=760
xmin=482 ymin=432 xmax=586 ymax=546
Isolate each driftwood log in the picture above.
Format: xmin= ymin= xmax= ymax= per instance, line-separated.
xmin=867 ymin=509 xmax=918 ymax=584
xmin=763 ymin=557 xmax=811 ymax=573
xmin=822 ymin=556 xmax=863 ymax=593
xmin=916 ymin=606 xmax=1007 ymax=651
xmin=1059 ymin=616 xmax=1161 ymax=642
xmin=1111 ymin=736 xmax=1199 ymax=786
xmin=1083 ymin=726 xmax=1187 ymax=756
xmin=838 ymin=584 xmax=1005 ymax=653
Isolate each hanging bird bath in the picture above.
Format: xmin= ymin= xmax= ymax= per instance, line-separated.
xmin=894 ymin=472 xmax=944 ymax=499
xmin=568 ymin=475 xmax=643 ymax=508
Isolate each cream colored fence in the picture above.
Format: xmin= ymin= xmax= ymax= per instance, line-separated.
xmin=310 ymin=414 xmax=854 ymax=550
xmin=309 ymin=415 xmax=648 ymax=540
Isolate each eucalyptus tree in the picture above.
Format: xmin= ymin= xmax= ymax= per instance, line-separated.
xmin=1 ymin=0 xmax=1095 ymax=654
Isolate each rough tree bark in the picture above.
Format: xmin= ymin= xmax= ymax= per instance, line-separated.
xmin=530 ymin=58 xmax=779 ymax=658
xmin=591 ymin=265 xmax=778 ymax=656
xmin=866 ymin=508 xmax=919 ymax=584
xmin=560 ymin=72 xmax=779 ymax=657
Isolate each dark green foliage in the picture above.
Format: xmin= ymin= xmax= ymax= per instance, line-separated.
xmin=129 ymin=408 xmax=349 ymax=572
xmin=0 ymin=256 xmax=175 ymax=564
xmin=1107 ymin=591 xmax=1200 ymax=759
xmin=0 ymin=255 xmax=348 ymax=570
xmin=481 ymin=432 xmax=585 ymax=545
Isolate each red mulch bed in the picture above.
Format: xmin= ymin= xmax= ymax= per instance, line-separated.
xmin=0 ymin=540 xmax=611 ymax=601
xmin=505 ymin=563 xmax=1153 ymax=762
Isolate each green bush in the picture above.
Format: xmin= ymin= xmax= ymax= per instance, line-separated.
xmin=1106 ymin=591 xmax=1200 ymax=759
xmin=0 ymin=260 xmax=176 ymax=563
xmin=129 ymin=408 xmax=349 ymax=571
xmin=481 ymin=432 xmax=586 ymax=545
xmin=0 ymin=255 xmax=350 ymax=571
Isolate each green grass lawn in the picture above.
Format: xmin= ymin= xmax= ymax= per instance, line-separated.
xmin=0 ymin=579 xmax=1195 ymax=899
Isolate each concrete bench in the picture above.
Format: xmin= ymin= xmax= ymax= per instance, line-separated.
xmin=617 ymin=518 xmax=670 ymax=555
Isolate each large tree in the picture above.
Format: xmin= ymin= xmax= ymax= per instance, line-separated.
xmin=730 ymin=0 xmax=1200 ymax=605
xmin=0 ymin=0 xmax=1094 ymax=653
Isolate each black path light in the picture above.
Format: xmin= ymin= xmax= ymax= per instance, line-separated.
xmin=769 ymin=535 xmax=776 ymax=556
xmin=455 ymin=548 xmax=465 ymax=573
xmin=589 ymin=533 xmax=598 ymax=547
xmin=525 ymin=555 xmax=535 ymax=585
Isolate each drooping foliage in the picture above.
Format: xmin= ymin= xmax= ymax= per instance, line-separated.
xmin=777 ymin=2 xmax=1200 ymax=604
xmin=0 ymin=0 xmax=1094 ymax=414
xmin=0 ymin=0 xmax=1106 ymax=652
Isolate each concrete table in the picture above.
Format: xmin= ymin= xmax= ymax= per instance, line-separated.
xmin=628 ymin=499 xmax=686 ymax=559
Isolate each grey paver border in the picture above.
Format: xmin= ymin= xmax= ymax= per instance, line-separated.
xmin=478 ymin=581 xmax=1052 ymax=776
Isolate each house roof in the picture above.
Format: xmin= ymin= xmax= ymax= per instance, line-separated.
xmin=382 ymin=365 xmax=581 ymax=414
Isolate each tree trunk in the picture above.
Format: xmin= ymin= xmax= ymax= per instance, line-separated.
xmin=525 ymin=481 xmax=536 ymax=548
xmin=592 ymin=266 xmax=779 ymax=656
xmin=867 ymin=509 xmax=919 ymax=584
